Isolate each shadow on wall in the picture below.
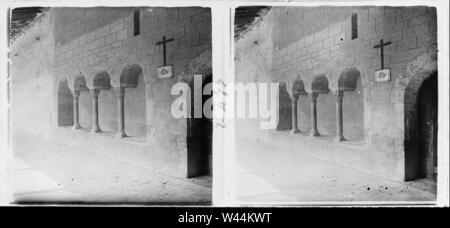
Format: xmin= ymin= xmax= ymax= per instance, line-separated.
xmin=187 ymin=74 xmax=213 ymax=178
xmin=298 ymin=95 xmax=311 ymax=132
xmin=405 ymin=72 xmax=437 ymax=181
xmin=57 ymin=78 xmax=73 ymax=127
xmin=98 ymin=89 xmax=118 ymax=133
xmin=343 ymin=77 xmax=364 ymax=141
xmin=79 ymin=91 xmax=92 ymax=129
xmin=317 ymin=93 xmax=336 ymax=137
xmin=277 ymin=82 xmax=292 ymax=130
xmin=124 ymin=74 xmax=146 ymax=137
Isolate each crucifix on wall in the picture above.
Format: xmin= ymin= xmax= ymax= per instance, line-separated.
xmin=155 ymin=35 xmax=174 ymax=78
xmin=373 ymin=39 xmax=392 ymax=82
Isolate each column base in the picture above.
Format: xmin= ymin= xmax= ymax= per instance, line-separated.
xmin=291 ymin=129 xmax=300 ymax=134
xmin=309 ymin=131 xmax=320 ymax=137
xmin=116 ymin=132 xmax=128 ymax=138
xmin=334 ymin=136 xmax=346 ymax=142
xmin=72 ymin=125 xmax=81 ymax=130
xmin=90 ymin=127 xmax=102 ymax=133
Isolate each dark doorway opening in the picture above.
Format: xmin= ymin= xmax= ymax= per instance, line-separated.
xmin=417 ymin=72 xmax=438 ymax=181
xmin=57 ymin=78 xmax=74 ymax=126
xmin=187 ymin=74 xmax=213 ymax=178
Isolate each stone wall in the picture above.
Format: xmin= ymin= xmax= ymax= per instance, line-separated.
xmin=235 ymin=10 xmax=275 ymax=142
xmin=11 ymin=10 xmax=56 ymax=139
xmin=236 ymin=6 xmax=438 ymax=181
xmin=12 ymin=7 xmax=212 ymax=178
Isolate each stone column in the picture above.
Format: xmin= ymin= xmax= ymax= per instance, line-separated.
xmin=335 ymin=90 xmax=345 ymax=142
xmin=291 ymin=94 xmax=300 ymax=134
xmin=114 ymin=87 xmax=127 ymax=138
xmin=309 ymin=92 xmax=319 ymax=136
xmin=72 ymin=90 xmax=81 ymax=129
xmin=90 ymin=88 xmax=102 ymax=133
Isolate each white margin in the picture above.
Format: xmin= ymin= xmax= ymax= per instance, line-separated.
xmin=0 ymin=0 xmax=448 ymax=207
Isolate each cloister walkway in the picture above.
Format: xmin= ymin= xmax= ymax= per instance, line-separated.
xmin=12 ymin=132 xmax=211 ymax=204
xmin=235 ymin=136 xmax=436 ymax=203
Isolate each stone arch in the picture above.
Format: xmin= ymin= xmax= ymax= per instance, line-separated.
xmin=404 ymin=70 xmax=437 ymax=181
xmin=93 ymin=71 xmax=111 ymax=90
xmin=311 ymin=74 xmax=336 ymax=137
xmin=78 ymin=66 xmax=96 ymax=89
xmin=92 ymin=71 xmax=116 ymax=133
xmin=311 ymin=74 xmax=330 ymax=93
xmin=120 ymin=64 xmax=143 ymax=88
xmin=292 ymin=78 xmax=308 ymax=95
xmin=73 ymin=75 xmax=91 ymax=129
xmin=119 ymin=64 xmax=147 ymax=137
xmin=57 ymin=77 xmax=74 ymax=127
xmin=338 ymin=67 xmax=361 ymax=91
xmin=73 ymin=74 xmax=89 ymax=91
xmin=109 ymin=52 xmax=152 ymax=86
xmin=291 ymin=78 xmax=310 ymax=133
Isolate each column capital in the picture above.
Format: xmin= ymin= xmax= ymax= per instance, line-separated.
xmin=290 ymin=93 xmax=300 ymax=103
xmin=334 ymin=90 xmax=344 ymax=102
xmin=71 ymin=89 xmax=81 ymax=99
xmin=113 ymin=87 xmax=125 ymax=98
xmin=90 ymin=88 xmax=101 ymax=99
xmin=309 ymin=92 xmax=318 ymax=103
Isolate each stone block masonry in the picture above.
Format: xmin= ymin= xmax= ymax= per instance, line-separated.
xmin=238 ymin=6 xmax=437 ymax=182
xmin=48 ymin=7 xmax=211 ymax=178
xmin=54 ymin=7 xmax=211 ymax=86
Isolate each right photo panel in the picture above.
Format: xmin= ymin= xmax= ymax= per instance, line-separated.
xmin=234 ymin=5 xmax=437 ymax=203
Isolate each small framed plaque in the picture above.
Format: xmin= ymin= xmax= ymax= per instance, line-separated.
xmin=157 ymin=65 xmax=173 ymax=79
xmin=374 ymin=69 xmax=390 ymax=82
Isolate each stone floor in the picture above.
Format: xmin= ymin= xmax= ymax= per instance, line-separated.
xmin=11 ymin=132 xmax=211 ymax=204
xmin=235 ymin=137 xmax=436 ymax=204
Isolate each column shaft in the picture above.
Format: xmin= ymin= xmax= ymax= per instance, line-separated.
xmin=114 ymin=87 xmax=127 ymax=138
xmin=291 ymin=95 xmax=300 ymax=134
xmin=309 ymin=92 xmax=319 ymax=136
xmin=335 ymin=90 xmax=345 ymax=142
xmin=72 ymin=90 xmax=81 ymax=129
xmin=90 ymin=88 xmax=101 ymax=133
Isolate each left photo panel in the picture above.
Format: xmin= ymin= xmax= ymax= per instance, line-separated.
xmin=9 ymin=7 xmax=212 ymax=204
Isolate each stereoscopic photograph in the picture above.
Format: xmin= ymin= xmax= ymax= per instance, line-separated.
xmin=2 ymin=0 xmax=448 ymax=211
xmin=234 ymin=5 xmax=438 ymax=202
xmin=9 ymin=6 xmax=212 ymax=204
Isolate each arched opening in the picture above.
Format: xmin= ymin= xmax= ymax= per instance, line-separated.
xmin=276 ymin=82 xmax=292 ymax=130
xmin=187 ymin=74 xmax=213 ymax=178
xmin=93 ymin=71 xmax=111 ymax=89
xmin=339 ymin=68 xmax=364 ymax=141
xmin=74 ymin=75 xmax=91 ymax=129
xmin=93 ymin=71 xmax=114 ymax=133
xmin=311 ymin=75 xmax=329 ymax=93
xmin=98 ymin=89 xmax=117 ymax=133
xmin=404 ymin=72 xmax=437 ymax=181
xmin=312 ymin=74 xmax=335 ymax=137
xmin=57 ymin=78 xmax=73 ymax=126
xmin=120 ymin=64 xmax=142 ymax=87
xmin=292 ymin=78 xmax=307 ymax=95
xmin=120 ymin=64 xmax=146 ymax=138
xmin=298 ymin=95 xmax=311 ymax=132
xmin=291 ymin=79 xmax=308 ymax=133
